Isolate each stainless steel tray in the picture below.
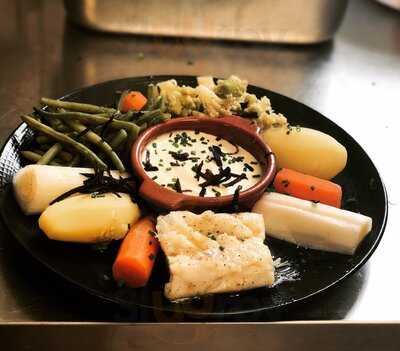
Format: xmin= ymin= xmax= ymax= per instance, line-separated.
xmin=64 ymin=0 xmax=349 ymax=44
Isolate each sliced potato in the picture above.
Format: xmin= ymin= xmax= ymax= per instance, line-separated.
xmin=262 ymin=126 xmax=347 ymax=179
xmin=39 ymin=193 xmax=140 ymax=243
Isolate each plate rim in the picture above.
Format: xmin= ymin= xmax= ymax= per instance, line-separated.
xmin=0 ymin=75 xmax=389 ymax=316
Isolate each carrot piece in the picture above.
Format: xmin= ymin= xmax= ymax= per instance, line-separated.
xmin=120 ymin=91 xmax=147 ymax=112
xmin=112 ymin=217 xmax=159 ymax=288
xmin=273 ymin=168 xmax=342 ymax=208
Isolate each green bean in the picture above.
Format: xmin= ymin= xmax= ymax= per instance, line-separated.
xmin=21 ymin=115 xmax=107 ymax=170
xmin=64 ymin=119 xmax=125 ymax=172
xmin=147 ymin=113 xmax=171 ymax=127
xmin=35 ymin=135 xmax=52 ymax=144
xmin=134 ymin=109 xmax=163 ymax=125
xmin=41 ymin=97 xmax=116 ymax=115
xmin=21 ymin=151 xmax=61 ymax=166
xmin=38 ymin=144 xmax=52 ymax=152
xmin=153 ymin=96 xmax=165 ymax=112
xmin=34 ymin=109 xmax=140 ymax=148
xmin=68 ymin=154 xmax=80 ymax=167
xmin=37 ymin=143 xmax=63 ymax=165
xmin=35 ymin=109 xmax=139 ymax=137
xmin=146 ymin=84 xmax=159 ymax=110
xmin=59 ymin=151 xmax=73 ymax=162
xmin=109 ymin=129 xmax=128 ymax=150
xmin=45 ymin=117 xmax=69 ymax=133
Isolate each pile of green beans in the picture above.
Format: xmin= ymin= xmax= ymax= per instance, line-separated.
xmin=20 ymin=92 xmax=171 ymax=172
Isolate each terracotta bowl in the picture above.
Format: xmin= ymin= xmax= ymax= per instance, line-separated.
xmin=131 ymin=116 xmax=276 ymax=212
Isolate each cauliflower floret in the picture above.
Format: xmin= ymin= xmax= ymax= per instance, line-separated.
xmin=197 ymin=76 xmax=216 ymax=90
xmin=215 ymin=75 xmax=248 ymax=98
xmin=156 ymin=76 xmax=288 ymax=128
xmin=258 ymin=112 xmax=287 ymax=128
xmin=195 ymin=85 xmax=225 ymax=117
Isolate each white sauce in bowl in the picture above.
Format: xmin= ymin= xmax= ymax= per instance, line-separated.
xmin=141 ymin=130 xmax=262 ymax=197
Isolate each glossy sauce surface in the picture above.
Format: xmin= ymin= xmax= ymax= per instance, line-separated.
xmin=142 ymin=130 xmax=262 ymax=197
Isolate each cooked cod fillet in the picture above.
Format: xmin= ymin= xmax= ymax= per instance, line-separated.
xmin=156 ymin=211 xmax=275 ymax=300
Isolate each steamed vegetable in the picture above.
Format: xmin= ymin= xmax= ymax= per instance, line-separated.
xmin=253 ymin=192 xmax=372 ymax=255
xmin=21 ymin=115 xmax=108 ymax=170
xmin=39 ymin=193 xmax=141 ymax=243
xmin=41 ymin=97 xmax=116 ymax=115
xmin=263 ymin=126 xmax=347 ymax=179
xmin=112 ymin=217 xmax=159 ymax=288
xmin=13 ymin=165 xmax=128 ymax=215
xmin=119 ymin=91 xmax=147 ymax=112
xmin=273 ymin=168 xmax=342 ymax=208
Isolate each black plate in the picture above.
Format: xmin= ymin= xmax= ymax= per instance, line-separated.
xmin=0 ymin=76 xmax=388 ymax=317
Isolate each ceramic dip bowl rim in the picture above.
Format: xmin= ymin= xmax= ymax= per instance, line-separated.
xmin=131 ymin=115 xmax=276 ymax=211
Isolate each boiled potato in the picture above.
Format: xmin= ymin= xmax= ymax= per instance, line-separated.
xmin=262 ymin=126 xmax=347 ymax=179
xmin=39 ymin=193 xmax=141 ymax=243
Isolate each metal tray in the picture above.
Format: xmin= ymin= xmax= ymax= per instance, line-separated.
xmin=64 ymin=0 xmax=349 ymax=44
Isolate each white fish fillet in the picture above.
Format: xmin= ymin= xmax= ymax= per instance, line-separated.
xmin=253 ymin=192 xmax=373 ymax=255
xmin=156 ymin=211 xmax=275 ymax=300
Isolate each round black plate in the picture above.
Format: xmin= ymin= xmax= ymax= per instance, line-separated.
xmin=0 ymin=76 xmax=388 ymax=317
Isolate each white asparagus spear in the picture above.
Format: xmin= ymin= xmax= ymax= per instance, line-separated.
xmin=252 ymin=192 xmax=372 ymax=255
xmin=13 ymin=165 xmax=128 ymax=215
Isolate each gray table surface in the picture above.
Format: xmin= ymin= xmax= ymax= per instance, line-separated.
xmin=0 ymin=0 xmax=399 ymax=323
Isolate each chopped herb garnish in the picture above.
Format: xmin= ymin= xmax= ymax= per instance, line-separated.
xmin=143 ymin=150 xmax=159 ymax=172
xmin=151 ymin=175 xmax=158 ymax=180
xmin=165 ymin=167 xmax=172 ymax=171
xmin=252 ymin=174 xmax=261 ymax=178
xmin=149 ymin=230 xmax=157 ymax=237
xmin=211 ymin=188 xmax=222 ymax=197
xmin=190 ymin=151 xmax=196 ymax=155
xmin=243 ymin=163 xmax=254 ymax=172
xmin=152 ymin=142 xmax=157 ymax=148
xmin=51 ymin=168 xmax=137 ymax=204
xmin=199 ymin=187 xmax=206 ymax=197
xmin=169 ymin=151 xmax=190 ymax=161
xmin=219 ymin=246 xmax=225 ymax=251
xmin=195 ymin=130 xmax=200 ymax=135
xmin=208 ymin=234 xmax=217 ymax=240
xmin=216 ymin=136 xmax=221 ymax=141
xmin=231 ymin=185 xmax=242 ymax=211
xmin=91 ymin=192 xmax=105 ymax=198
xmin=223 ymin=173 xmax=247 ymax=187
xmin=211 ymin=145 xmax=223 ymax=168
xmin=167 ymin=178 xmax=183 ymax=193
xmin=250 ymin=161 xmax=258 ymax=165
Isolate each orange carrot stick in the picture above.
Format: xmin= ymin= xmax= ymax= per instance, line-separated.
xmin=273 ymin=168 xmax=342 ymax=208
xmin=120 ymin=91 xmax=147 ymax=112
xmin=112 ymin=217 xmax=159 ymax=288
